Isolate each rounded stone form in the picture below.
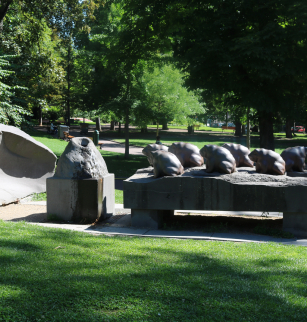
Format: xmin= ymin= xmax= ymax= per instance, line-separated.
xmin=200 ymin=144 xmax=236 ymax=174
xmin=142 ymin=144 xmax=169 ymax=166
xmin=281 ymin=146 xmax=307 ymax=172
xmin=168 ymin=142 xmax=204 ymax=168
xmin=55 ymin=137 xmax=108 ymax=179
xmin=222 ymin=143 xmax=253 ymax=167
xmin=248 ymin=148 xmax=285 ymax=175
xmin=151 ymin=150 xmax=184 ymax=178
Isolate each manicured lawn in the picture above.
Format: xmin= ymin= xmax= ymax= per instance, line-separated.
xmin=0 ymin=220 xmax=307 ymax=321
xmin=110 ymin=130 xmax=307 ymax=155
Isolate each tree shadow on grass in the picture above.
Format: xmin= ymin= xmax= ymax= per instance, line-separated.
xmin=0 ymin=222 xmax=307 ymax=321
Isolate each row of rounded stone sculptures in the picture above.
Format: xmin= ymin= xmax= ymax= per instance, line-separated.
xmin=142 ymin=142 xmax=307 ymax=178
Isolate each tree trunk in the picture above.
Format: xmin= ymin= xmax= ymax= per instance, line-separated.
xmin=118 ymin=122 xmax=121 ymax=133
xmin=141 ymin=126 xmax=148 ymax=133
xmin=235 ymin=121 xmax=242 ymax=136
xmin=96 ymin=117 xmax=101 ymax=131
xmin=0 ymin=0 xmax=13 ymax=32
xmin=156 ymin=123 xmax=159 ymax=137
xmin=241 ymin=124 xmax=245 ymax=135
xmin=259 ymin=112 xmax=275 ymax=150
xmin=125 ymin=108 xmax=129 ymax=159
xmin=110 ymin=121 xmax=115 ymax=130
xmin=162 ymin=122 xmax=168 ymax=130
xmin=285 ymin=119 xmax=293 ymax=138
xmin=246 ymin=107 xmax=250 ymax=149
xmin=66 ymin=37 xmax=73 ymax=127
xmin=39 ymin=105 xmax=42 ymax=126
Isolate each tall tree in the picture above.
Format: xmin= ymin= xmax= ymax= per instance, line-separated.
xmin=120 ymin=0 xmax=307 ymax=150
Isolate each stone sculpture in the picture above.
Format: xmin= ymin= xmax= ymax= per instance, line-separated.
xmin=0 ymin=124 xmax=56 ymax=205
xmin=248 ymin=148 xmax=285 ymax=175
xmin=54 ymin=137 xmax=109 ymax=179
xmin=281 ymin=146 xmax=307 ymax=172
xmin=47 ymin=137 xmax=114 ymax=222
xmin=151 ymin=150 xmax=184 ymax=178
xmin=200 ymin=144 xmax=236 ymax=174
xmin=222 ymin=143 xmax=254 ymax=167
xmin=142 ymin=143 xmax=169 ymax=166
xmin=168 ymin=142 xmax=204 ymax=168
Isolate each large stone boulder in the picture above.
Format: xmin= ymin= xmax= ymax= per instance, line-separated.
xmin=47 ymin=137 xmax=114 ymax=222
xmin=54 ymin=137 xmax=109 ymax=179
xmin=0 ymin=124 xmax=57 ymax=205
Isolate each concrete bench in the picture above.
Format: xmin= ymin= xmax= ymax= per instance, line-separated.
xmin=123 ymin=166 xmax=307 ymax=237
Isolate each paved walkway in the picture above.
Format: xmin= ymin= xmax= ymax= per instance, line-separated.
xmin=1 ymin=200 xmax=306 ymax=246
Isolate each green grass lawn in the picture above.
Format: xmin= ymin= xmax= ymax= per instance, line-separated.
xmin=0 ymin=220 xmax=307 ymax=321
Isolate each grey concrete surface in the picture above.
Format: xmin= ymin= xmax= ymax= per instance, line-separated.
xmin=124 ymin=166 xmax=307 ymax=236
xmin=47 ymin=175 xmax=114 ymax=221
xmin=0 ymin=124 xmax=56 ymax=205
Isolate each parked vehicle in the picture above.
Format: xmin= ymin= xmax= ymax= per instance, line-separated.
xmin=291 ymin=126 xmax=305 ymax=133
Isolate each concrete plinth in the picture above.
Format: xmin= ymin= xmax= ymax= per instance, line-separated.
xmin=283 ymin=212 xmax=307 ymax=238
xmin=124 ymin=166 xmax=307 ymax=236
xmin=131 ymin=209 xmax=174 ymax=229
xmin=47 ymin=174 xmax=114 ymax=222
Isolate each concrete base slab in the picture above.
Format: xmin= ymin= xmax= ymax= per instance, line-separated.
xmin=131 ymin=209 xmax=174 ymax=229
xmin=143 ymin=230 xmax=213 ymax=239
xmin=47 ymin=174 xmax=114 ymax=222
xmin=211 ymin=233 xmax=286 ymax=243
xmin=283 ymin=212 xmax=307 ymax=238
xmin=87 ymin=226 xmax=149 ymax=235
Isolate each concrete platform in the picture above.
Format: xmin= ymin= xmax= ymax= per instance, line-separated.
xmin=124 ymin=166 xmax=307 ymax=237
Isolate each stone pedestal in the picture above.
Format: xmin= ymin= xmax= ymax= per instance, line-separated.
xmin=47 ymin=174 xmax=114 ymax=222
xmin=283 ymin=212 xmax=307 ymax=238
xmin=131 ymin=209 xmax=174 ymax=229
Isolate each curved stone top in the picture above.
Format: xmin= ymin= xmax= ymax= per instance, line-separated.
xmin=0 ymin=124 xmax=57 ymax=205
xmin=54 ymin=137 xmax=109 ymax=179
xmin=0 ymin=124 xmax=56 ymax=159
xmin=129 ymin=166 xmax=307 ymax=187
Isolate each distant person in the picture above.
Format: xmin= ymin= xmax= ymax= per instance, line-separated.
xmin=156 ymin=136 xmax=162 ymax=144
xmin=50 ymin=122 xmax=57 ymax=135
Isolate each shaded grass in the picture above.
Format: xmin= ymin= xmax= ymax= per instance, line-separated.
xmin=1 ymin=221 xmax=307 ymax=321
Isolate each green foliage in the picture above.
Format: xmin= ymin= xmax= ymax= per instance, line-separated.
xmin=0 ymin=55 xmax=29 ymax=125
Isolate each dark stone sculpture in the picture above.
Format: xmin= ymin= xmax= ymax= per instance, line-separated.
xmin=55 ymin=137 xmax=109 ymax=179
xmin=222 ymin=143 xmax=254 ymax=167
xmin=151 ymin=151 xmax=184 ymax=178
xmin=142 ymin=144 xmax=169 ymax=166
xmin=168 ymin=142 xmax=204 ymax=168
xmin=281 ymin=146 xmax=307 ymax=172
xmin=200 ymin=144 xmax=236 ymax=174
xmin=248 ymin=148 xmax=285 ymax=175
xmin=0 ymin=124 xmax=56 ymax=205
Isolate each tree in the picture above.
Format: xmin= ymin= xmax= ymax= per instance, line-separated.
xmin=120 ymin=0 xmax=307 ymax=150
xmin=132 ymin=64 xmax=205 ymax=136
xmin=0 ymin=55 xmax=29 ymax=125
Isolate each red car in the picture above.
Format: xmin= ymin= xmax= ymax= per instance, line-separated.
xmin=291 ymin=126 xmax=305 ymax=133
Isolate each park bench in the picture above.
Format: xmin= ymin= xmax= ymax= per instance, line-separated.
xmin=63 ymin=131 xmax=74 ymax=141
xmin=221 ymin=126 xmax=236 ymax=132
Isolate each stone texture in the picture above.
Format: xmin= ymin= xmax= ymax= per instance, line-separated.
xmin=55 ymin=137 xmax=108 ymax=179
xmin=142 ymin=144 xmax=169 ymax=166
xmin=0 ymin=124 xmax=56 ymax=205
xmin=47 ymin=175 xmax=114 ymax=222
xmin=124 ymin=166 xmax=307 ymax=234
xmin=222 ymin=143 xmax=253 ymax=167
xmin=200 ymin=144 xmax=236 ymax=174
xmin=169 ymin=142 xmax=204 ymax=167
xmin=124 ymin=166 xmax=307 ymax=212
xmin=281 ymin=146 xmax=307 ymax=172
xmin=48 ymin=137 xmax=114 ymax=222
xmin=249 ymin=148 xmax=285 ymax=175
xmin=151 ymin=151 xmax=184 ymax=178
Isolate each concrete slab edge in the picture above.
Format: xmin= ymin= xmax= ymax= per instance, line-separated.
xmin=25 ymin=222 xmax=303 ymax=246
